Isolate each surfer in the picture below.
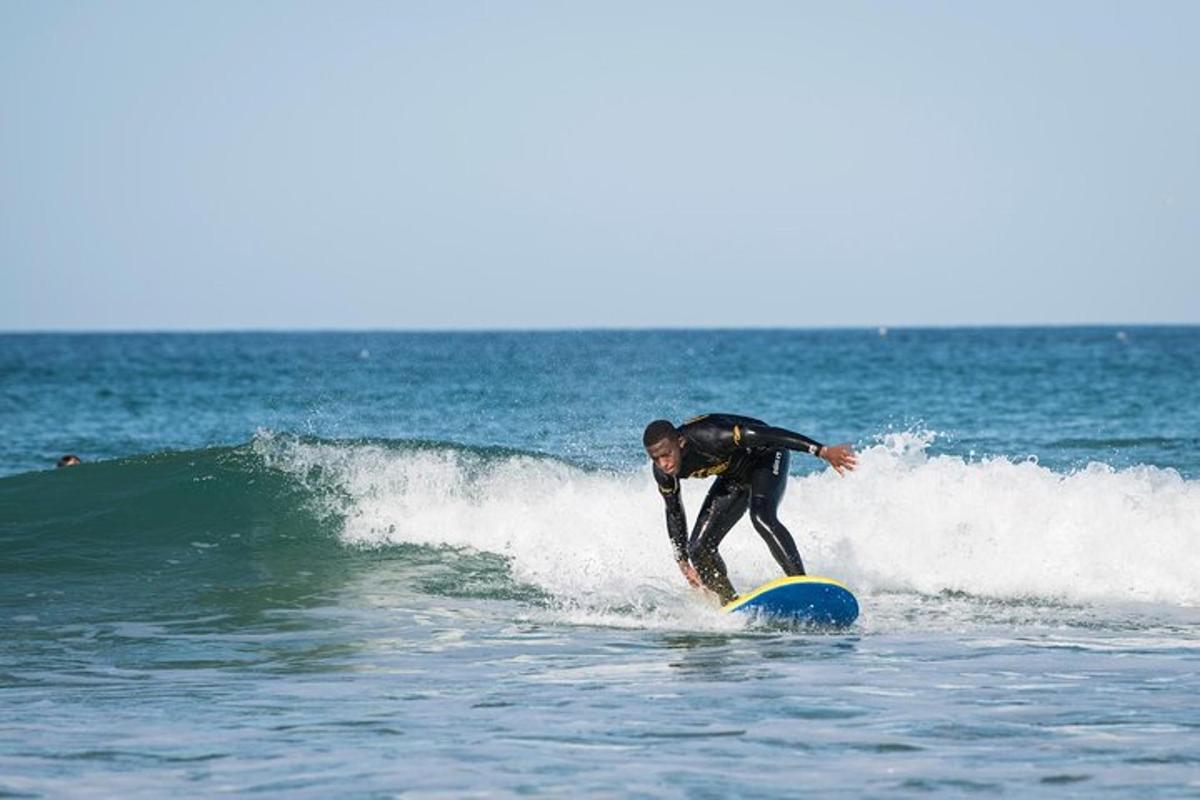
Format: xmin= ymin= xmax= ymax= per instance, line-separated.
xmin=643 ymin=414 xmax=857 ymax=603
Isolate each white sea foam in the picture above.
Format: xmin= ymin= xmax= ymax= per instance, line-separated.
xmin=255 ymin=432 xmax=1200 ymax=615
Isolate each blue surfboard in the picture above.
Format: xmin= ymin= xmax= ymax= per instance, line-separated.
xmin=722 ymin=576 xmax=859 ymax=627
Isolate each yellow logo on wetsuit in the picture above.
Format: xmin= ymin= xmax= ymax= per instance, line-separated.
xmin=687 ymin=460 xmax=731 ymax=479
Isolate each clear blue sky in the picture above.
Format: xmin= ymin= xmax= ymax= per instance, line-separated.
xmin=2 ymin=1 xmax=1197 ymax=330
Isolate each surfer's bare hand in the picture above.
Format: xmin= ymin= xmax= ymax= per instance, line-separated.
xmin=820 ymin=444 xmax=858 ymax=476
xmin=678 ymin=559 xmax=703 ymax=588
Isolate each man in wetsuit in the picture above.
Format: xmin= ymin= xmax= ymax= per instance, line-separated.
xmin=643 ymin=414 xmax=857 ymax=603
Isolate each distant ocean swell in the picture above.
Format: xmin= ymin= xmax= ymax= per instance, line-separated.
xmin=3 ymin=431 xmax=1198 ymax=624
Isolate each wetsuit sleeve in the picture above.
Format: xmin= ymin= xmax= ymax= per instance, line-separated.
xmin=653 ymin=467 xmax=689 ymax=561
xmin=736 ymin=422 xmax=825 ymax=457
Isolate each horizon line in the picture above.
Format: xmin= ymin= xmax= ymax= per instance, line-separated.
xmin=0 ymin=322 xmax=1197 ymax=336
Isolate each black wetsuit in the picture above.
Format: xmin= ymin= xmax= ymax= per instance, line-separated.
xmin=652 ymin=414 xmax=825 ymax=603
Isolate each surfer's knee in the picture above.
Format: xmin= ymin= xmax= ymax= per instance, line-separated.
xmin=748 ymin=504 xmax=778 ymax=536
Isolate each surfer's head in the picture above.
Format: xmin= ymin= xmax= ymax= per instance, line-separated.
xmin=56 ymin=454 xmax=81 ymax=468
xmin=643 ymin=420 xmax=684 ymax=476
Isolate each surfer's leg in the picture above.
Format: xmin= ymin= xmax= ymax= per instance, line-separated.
xmin=749 ymin=449 xmax=806 ymax=575
xmin=687 ymin=477 xmax=749 ymax=603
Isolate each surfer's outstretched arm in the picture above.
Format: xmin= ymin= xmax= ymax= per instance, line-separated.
xmin=736 ymin=422 xmax=823 ymax=455
xmin=738 ymin=423 xmax=858 ymax=475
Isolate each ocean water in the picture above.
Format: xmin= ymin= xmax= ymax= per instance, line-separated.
xmin=2 ymin=327 xmax=1199 ymax=798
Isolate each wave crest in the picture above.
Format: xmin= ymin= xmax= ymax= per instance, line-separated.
xmin=8 ymin=432 xmax=1197 ymax=614
xmin=257 ymin=430 xmax=1200 ymax=609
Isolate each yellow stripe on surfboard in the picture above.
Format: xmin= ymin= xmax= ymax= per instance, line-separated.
xmin=721 ymin=575 xmax=852 ymax=614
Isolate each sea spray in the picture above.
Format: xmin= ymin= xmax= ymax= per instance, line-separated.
xmin=825 ymin=432 xmax=1200 ymax=605
xmin=254 ymin=431 xmax=1200 ymax=611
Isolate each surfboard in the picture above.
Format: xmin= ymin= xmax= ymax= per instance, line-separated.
xmin=722 ymin=575 xmax=859 ymax=627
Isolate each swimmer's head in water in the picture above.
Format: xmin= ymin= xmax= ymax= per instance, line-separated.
xmin=56 ymin=454 xmax=81 ymax=468
xmin=643 ymin=420 xmax=684 ymax=476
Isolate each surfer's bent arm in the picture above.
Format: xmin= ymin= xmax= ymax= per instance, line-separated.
xmin=736 ymin=423 xmax=825 ymax=457
xmin=653 ymin=467 xmax=689 ymax=561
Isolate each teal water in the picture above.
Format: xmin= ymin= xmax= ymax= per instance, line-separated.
xmin=2 ymin=328 xmax=1199 ymax=797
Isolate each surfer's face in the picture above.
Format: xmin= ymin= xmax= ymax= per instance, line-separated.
xmin=646 ymin=436 xmax=684 ymax=476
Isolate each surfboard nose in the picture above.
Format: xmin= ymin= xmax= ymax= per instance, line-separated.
xmin=722 ymin=576 xmax=859 ymax=627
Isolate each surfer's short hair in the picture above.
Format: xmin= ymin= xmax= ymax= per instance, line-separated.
xmin=642 ymin=420 xmax=678 ymax=448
